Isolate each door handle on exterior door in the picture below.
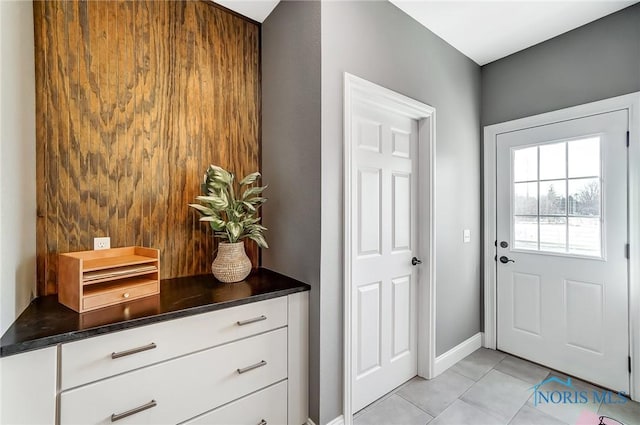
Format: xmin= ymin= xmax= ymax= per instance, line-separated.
xmin=411 ymin=257 xmax=422 ymax=266
xmin=499 ymin=256 xmax=515 ymax=264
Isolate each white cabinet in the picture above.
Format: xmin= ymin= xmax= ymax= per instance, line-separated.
xmin=183 ymin=381 xmax=288 ymax=425
xmin=60 ymin=329 xmax=288 ymax=424
xmin=60 ymin=296 xmax=288 ymax=390
xmin=58 ymin=292 xmax=308 ymax=425
xmin=0 ymin=346 xmax=57 ymax=424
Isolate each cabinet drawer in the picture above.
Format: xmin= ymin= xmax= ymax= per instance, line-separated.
xmin=61 ymin=296 xmax=287 ymax=390
xmin=60 ymin=328 xmax=288 ymax=425
xmin=182 ymin=381 xmax=287 ymax=425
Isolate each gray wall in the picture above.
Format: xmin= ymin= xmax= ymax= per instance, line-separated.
xmin=264 ymin=1 xmax=482 ymax=422
xmin=482 ymin=3 xmax=640 ymax=126
xmin=0 ymin=0 xmax=37 ymax=335
xmin=321 ymin=1 xmax=481 ymax=422
xmin=261 ymin=2 xmax=322 ymax=423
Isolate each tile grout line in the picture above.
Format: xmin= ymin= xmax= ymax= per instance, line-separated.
xmin=457 ymin=360 xmax=535 ymax=424
xmin=493 ymin=366 xmax=551 ymax=387
xmin=447 ymin=366 xmax=483 ymax=383
xmin=394 ymin=389 xmax=439 ymax=419
xmin=361 ymin=348 xmax=638 ymax=425
xmin=452 ymin=354 xmax=508 ymax=383
xmin=355 ymin=377 xmax=424 ymax=421
xmin=396 ymin=368 xmax=490 ymax=420
xmin=457 ymin=363 xmax=503 ymax=422
xmin=522 ymin=404 xmax=572 ymax=425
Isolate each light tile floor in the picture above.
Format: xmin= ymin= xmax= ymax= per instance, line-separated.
xmin=354 ymin=348 xmax=640 ymax=425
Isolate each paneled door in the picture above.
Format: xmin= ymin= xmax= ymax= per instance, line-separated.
xmin=350 ymin=99 xmax=419 ymax=412
xmin=496 ymin=110 xmax=629 ymax=392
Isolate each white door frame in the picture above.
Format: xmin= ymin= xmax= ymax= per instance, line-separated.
xmin=343 ymin=73 xmax=436 ymax=424
xmin=483 ymin=92 xmax=640 ymax=400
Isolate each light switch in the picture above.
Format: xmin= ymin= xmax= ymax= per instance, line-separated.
xmin=463 ymin=229 xmax=471 ymax=243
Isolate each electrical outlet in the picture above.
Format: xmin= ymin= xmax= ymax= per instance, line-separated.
xmin=94 ymin=237 xmax=111 ymax=250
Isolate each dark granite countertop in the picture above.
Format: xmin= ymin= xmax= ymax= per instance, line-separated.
xmin=0 ymin=268 xmax=310 ymax=357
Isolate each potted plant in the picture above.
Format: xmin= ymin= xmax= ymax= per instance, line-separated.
xmin=188 ymin=165 xmax=268 ymax=283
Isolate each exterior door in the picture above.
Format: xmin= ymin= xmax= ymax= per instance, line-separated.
xmin=350 ymin=99 xmax=419 ymax=412
xmin=496 ymin=110 xmax=629 ymax=392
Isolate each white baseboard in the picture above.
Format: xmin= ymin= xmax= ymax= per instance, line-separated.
xmin=325 ymin=415 xmax=344 ymax=425
xmin=306 ymin=415 xmax=343 ymax=425
xmin=433 ymin=332 xmax=482 ymax=376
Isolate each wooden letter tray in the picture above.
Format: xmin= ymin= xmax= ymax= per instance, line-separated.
xmin=58 ymin=247 xmax=160 ymax=313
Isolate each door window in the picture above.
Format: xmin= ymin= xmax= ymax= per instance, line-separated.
xmin=512 ymin=137 xmax=602 ymax=257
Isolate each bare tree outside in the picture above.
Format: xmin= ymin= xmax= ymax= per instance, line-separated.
xmin=570 ymin=180 xmax=600 ymax=216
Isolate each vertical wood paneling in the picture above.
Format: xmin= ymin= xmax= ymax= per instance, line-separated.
xmin=132 ymin=0 xmax=145 ymax=250
xmin=46 ymin=0 xmax=60 ymax=295
xmin=105 ymin=2 xmax=118 ymax=252
xmin=34 ymin=0 xmax=47 ymax=296
xmin=35 ymin=0 xmax=261 ymax=294
xmin=77 ymin=1 xmax=90 ymax=253
xmin=86 ymin=0 xmax=100 ymax=260
xmin=66 ymin=1 xmax=81 ymax=253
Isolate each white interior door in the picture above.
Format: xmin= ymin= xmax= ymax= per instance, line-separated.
xmin=350 ymin=99 xmax=419 ymax=412
xmin=496 ymin=110 xmax=629 ymax=392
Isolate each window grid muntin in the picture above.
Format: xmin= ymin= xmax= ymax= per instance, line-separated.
xmin=515 ymin=175 xmax=599 ymax=184
xmin=511 ymin=137 xmax=603 ymax=257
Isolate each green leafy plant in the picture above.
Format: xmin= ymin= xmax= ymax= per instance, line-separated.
xmin=188 ymin=165 xmax=268 ymax=248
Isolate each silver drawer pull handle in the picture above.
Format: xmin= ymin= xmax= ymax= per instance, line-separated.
xmin=111 ymin=342 xmax=157 ymax=359
xmin=236 ymin=315 xmax=267 ymax=326
xmin=258 ymin=420 xmax=267 ymax=425
xmin=111 ymin=400 xmax=157 ymax=422
xmin=237 ymin=360 xmax=267 ymax=374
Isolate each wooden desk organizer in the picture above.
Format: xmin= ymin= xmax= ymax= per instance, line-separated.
xmin=58 ymin=247 xmax=160 ymax=313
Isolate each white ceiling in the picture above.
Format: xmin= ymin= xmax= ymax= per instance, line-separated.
xmin=215 ymin=0 xmax=637 ymax=66
xmin=390 ymin=1 xmax=637 ymax=65
xmin=213 ymin=0 xmax=280 ymax=22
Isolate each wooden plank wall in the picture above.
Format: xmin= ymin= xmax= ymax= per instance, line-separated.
xmin=34 ymin=1 xmax=261 ymax=295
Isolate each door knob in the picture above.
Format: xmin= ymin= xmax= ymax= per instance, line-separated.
xmin=411 ymin=257 xmax=422 ymax=266
xmin=499 ymin=256 xmax=515 ymax=264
